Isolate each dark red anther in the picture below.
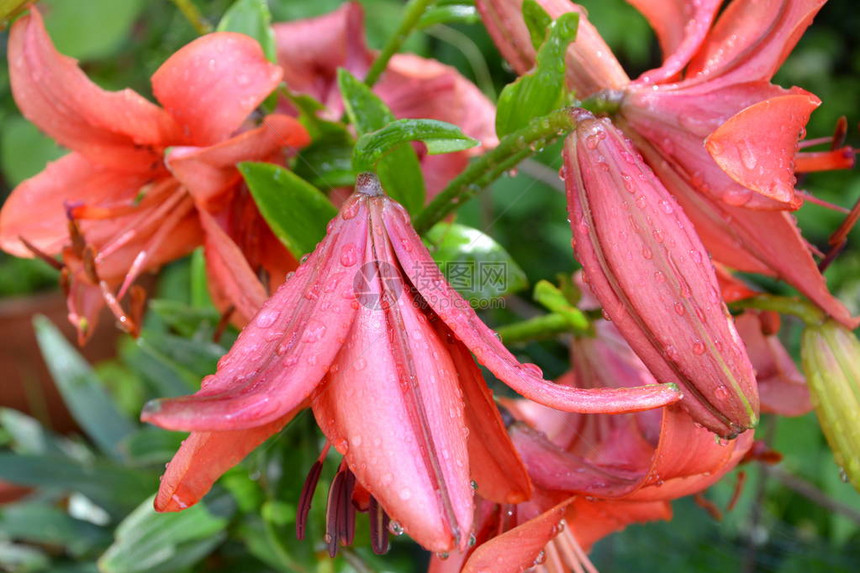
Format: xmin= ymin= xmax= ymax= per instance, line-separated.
xmin=325 ymin=462 xmax=358 ymax=557
xmin=296 ymin=459 xmax=324 ymax=541
xmin=368 ymin=495 xmax=390 ymax=555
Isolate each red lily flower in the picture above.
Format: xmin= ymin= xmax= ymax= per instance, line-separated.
xmin=141 ymin=174 xmax=680 ymax=553
xmin=429 ymin=315 xmax=753 ymax=573
xmin=273 ymin=1 xmax=497 ymax=196
xmin=565 ymin=110 xmax=759 ymax=436
xmin=0 ymin=8 xmax=309 ymax=342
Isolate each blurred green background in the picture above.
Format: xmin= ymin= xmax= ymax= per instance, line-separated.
xmin=0 ymin=0 xmax=858 ymax=571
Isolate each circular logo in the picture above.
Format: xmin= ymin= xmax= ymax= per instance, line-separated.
xmin=353 ymin=260 xmax=403 ymax=309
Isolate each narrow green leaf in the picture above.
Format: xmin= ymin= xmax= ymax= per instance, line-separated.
xmin=522 ymin=0 xmax=553 ymax=49
xmin=119 ymin=427 xmax=187 ymax=466
xmin=239 ymin=162 xmax=338 ymax=257
xmin=0 ymin=408 xmax=70 ymax=457
xmin=0 ymin=454 xmax=155 ymax=516
xmin=338 ymin=69 xmax=426 ymax=214
xmin=495 ymin=11 xmax=579 ymax=137
xmin=148 ymin=299 xmax=221 ymax=339
xmin=216 ymin=0 xmax=277 ymax=62
xmin=0 ymin=503 xmax=110 ymax=557
xmin=99 ymin=495 xmax=230 ymax=573
xmin=423 ymin=222 xmax=528 ymax=303
xmin=189 ymin=248 xmax=216 ymax=310
xmin=354 ymin=119 xmax=478 ymax=172
xmin=533 ymin=280 xmax=591 ymax=332
xmin=33 ymin=316 xmax=136 ymax=458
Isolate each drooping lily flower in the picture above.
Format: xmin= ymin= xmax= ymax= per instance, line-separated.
xmin=0 ymin=8 xmax=309 ymax=342
xmin=476 ymin=0 xmax=857 ymax=328
xmin=564 ymin=109 xmax=758 ymax=437
xmin=273 ymin=1 xmax=497 ymax=196
xmin=141 ymin=174 xmax=680 ymax=553
xmin=430 ymin=314 xmax=753 ymax=573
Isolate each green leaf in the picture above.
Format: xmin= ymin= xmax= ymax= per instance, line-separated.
xmin=533 ymin=280 xmax=591 ymax=332
xmin=417 ymin=1 xmax=480 ymax=29
xmin=0 ymin=454 xmax=155 ymax=517
xmin=0 ymin=117 xmax=66 ymax=187
xmin=239 ymin=162 xmax=338 ymax=257
xmin=148 ymin=299 xmax=221 ymax=339
xmin=132 ymin=338 xmax=202 ymax=397
xmin=495 ymin=11 xmax=579 ymax=137
xmin=99 ymin=495 xmax=230 ymax=573
xmin=0 ymin=408 xmax=71 ymax=457
xmin=189 ymin=248 xmax=216 ymax=311
xmin=354 ymin=119 xmax=478 ymax=172
xmin=33 ymin=316 xmax=136 ymax=458
xmin=522 ymin=0 xmax=553 ymax=49
xmin=0 ymin=540 xmax=50 ymax=572
xmin=0 ymin=503 xmax=110 ymax=557
xmin=424 ymin=222 xmax=528 ymax=303
xmin=41 ymin=0 xmax=144 ymax=60
xmin=338 ymin=69 xmax=426 ymax=214
xmin=217 ymin=0 xmax=277 ymax=62
xmin=118 ymin=427 xmax=186 ymax=467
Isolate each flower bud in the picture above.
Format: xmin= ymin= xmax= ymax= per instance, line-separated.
xmin=564 ymin=109 xmax=759 ymax=437
xmin=801 ymin=320 xmax=860 ymax=491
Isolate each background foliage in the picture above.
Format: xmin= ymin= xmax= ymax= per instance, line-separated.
xmin=0 ymin=0 xmax=858 ymax=571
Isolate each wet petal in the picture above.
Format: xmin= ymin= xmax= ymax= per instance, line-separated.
xmin=565 ymin=111 xmax=758 ymax=436
xmin=462 ymin=497 xmax=570 ymax=573
xmin=687 ymin=0 xmax=826 ymax=84
xmin=438 ymin=320 xmax=532 ymax=505
xmin=381 ymin=198 xmax=681 ymax=414
xmin=167 ymin=114 xmax=310 ymax=209
xmin=198 ymin=209 xmax=268 ymax=325
xmin=154 ymin=410 xmax=297 ymax=512
xmin=314 ymin=228 xmax=472 ymax=552
xmin=8 ymin=9 xmax=178 ymax=167
xmin=0 ymin=154 xmax=150 ymax=257
xmin=273 ymin=1 xmax=373 ymax=110
xmin=736 ymin=312 xmax=811 ymax=416
xmin=706 ymin=92 xmax=820 ymax=205
xmin=152 ymin=33 xmax=282 ymax=146
xmin=140 ymin=196 xmax=367 ymax=431
xmin=629 ymin=0 xmax=722 ymax=84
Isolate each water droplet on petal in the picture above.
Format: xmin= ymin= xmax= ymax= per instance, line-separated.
xmin=692 ymin=341 xmax=706 ymax=355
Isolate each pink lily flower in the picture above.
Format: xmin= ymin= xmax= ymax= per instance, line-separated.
xmin=273 ymin=1 xmax=497 ymax=197
xmin=141 ymin=174 xmax=680 ymax=553
xmin=475 ymin=0 xmax=857 ymax=328
xmin=565 ymin=109 xmax=759 ymax=436
xmin=0 ymin=8 xmax=309 ymax=342
xmin=430 ymin=315 xmax=753 ymax=573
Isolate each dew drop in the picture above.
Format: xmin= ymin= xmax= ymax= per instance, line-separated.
xmin=254 ymin=309 xmax=279 ymax=328
xmin=642 ymin=246 xmax=653 ymax=259
xmin=714 ymin=385 xmax=729 ymax=401
xmin=839 ymin=467 xmax=849 ymax=483
xmin=654 ymin=271 xmax=666 ymax=283
xmin=390 ymin=521 xmax=404 ymax=536
xmin=692 ymin=340 xmax=706 ymax=355
xmin=341 ymin=201 xmax=360 ymax=220
xmin=520 ymin=362 xmax=543 ymax=377
xmin=340 ymin=244 xmax=358 ymax=266
xmin=353 ymin=357 xmax=367 ymax=371
xmin=302 ymin=320 xmax=327 ymax=343
xmin=673 ymin=302 xmax=686 ymax=316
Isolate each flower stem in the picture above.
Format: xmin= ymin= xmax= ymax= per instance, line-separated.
xmin=414 ymin=107 xmax=578 ymax=233
xmin=365 ymin=0 xmax=437 ymax=88
xmin=169 ymin=0 xmax=211 ymax=34
xmin=730 ymin=295 xmax=826 ymax=326
xmin=496 ymin=312 xmax=588 ymax=345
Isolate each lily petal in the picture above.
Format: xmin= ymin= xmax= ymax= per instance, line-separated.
xmin=155 ymin=410 xmax=297 ymax=512
xmin=565 ymin=111 xmax=759 ymax=436
xmin=273 ymin=1 xmax=373 ymax=111
xmin=381 ymin=199 xmax=682 ymax=414
xmin=314 ymin=224 xmax=472 ymax=552
xmin=8 ymin=9 xmax=179 ymax=168
xmin=166 ymin=114 xmax=310 ymax=209
xmin=140 ymin=197 xmax=367 ymax=431
xmin=629 ymin=0 xmax=722 ymax=84
xmin=0 ymin=154 xmax=150 ymax=257
xmin=706 ymin=92 xmax=820 ymax=204
xmin=198 ymin=209 xmax=268 ymax=325
xmin=439 ymin=319 xmax=532 ymax=505
xmin=152 ymin=33 xmax=282 ymax=146
xmin=687 ymin=0 xmax=826 ymax=85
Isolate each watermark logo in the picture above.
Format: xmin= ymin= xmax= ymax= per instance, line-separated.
xmin=353 ymin=261 xmax=402 ymax=310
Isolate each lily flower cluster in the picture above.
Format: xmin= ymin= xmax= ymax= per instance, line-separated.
xmin=0 ymin=0 xmax=856 ymax=571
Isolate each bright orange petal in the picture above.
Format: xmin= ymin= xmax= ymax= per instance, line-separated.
xmin=152 ymin=33 xmax=282 ymax=146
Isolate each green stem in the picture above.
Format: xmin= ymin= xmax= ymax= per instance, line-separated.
xmin=365 ymin=0 xmax=437 ymax=88
xmin=414 ymin=107 xmax=578 ymax=233
xmin=730 ymin=295 xmax=826 ymax=326
xmin=496 ymin=312 xmax=587 ymax=344
xmin=169 ymin=0 xmax=211 ymax=34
